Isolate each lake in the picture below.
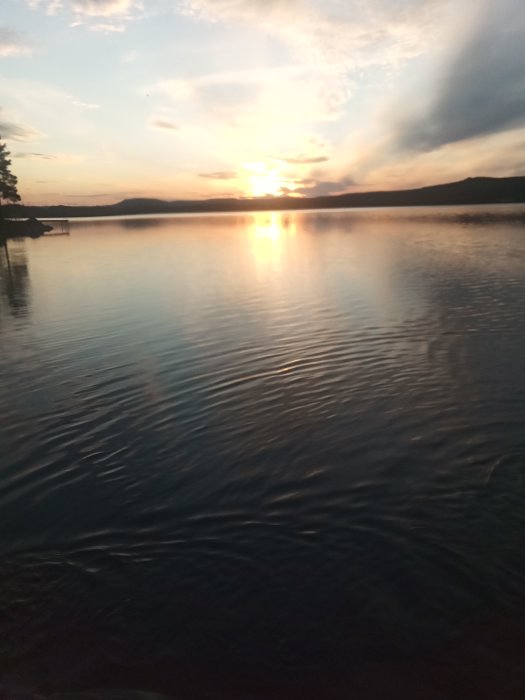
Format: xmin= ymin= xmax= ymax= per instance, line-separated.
xmin=1 ymin=206 xmax=525 ymax=699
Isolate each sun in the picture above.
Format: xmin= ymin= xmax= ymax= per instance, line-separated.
xmin=244 ymin=161 xmax=291 ymax=198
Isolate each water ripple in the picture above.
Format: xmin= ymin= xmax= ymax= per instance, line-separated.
xmin=1 ymin=208 xmax=525 ymax=696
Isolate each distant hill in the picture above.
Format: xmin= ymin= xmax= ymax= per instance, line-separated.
xmin=5 ymin=176 xmax=525 ymax=219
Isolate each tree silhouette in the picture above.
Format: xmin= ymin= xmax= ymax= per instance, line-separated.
xmin=0 ymin=137 xmax=21 ymax=215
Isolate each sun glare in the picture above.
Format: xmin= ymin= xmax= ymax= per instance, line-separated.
xmin=249 ymin=212 xmax=297 ymax=271
xmin=252 ymin=212 xmax=283 ymax=241
xmin=244 ymin=162 xmax=292 ymax=198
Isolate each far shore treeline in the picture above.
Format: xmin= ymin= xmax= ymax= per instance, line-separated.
xmin=4 ymin=176 xmax=525 ymax=219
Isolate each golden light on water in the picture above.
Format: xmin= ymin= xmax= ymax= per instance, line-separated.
xmin=252 ymin=211 xmax=297 ymax=239
xmin=249 ymin=212 xmax=297 ymax=271
xmin=253 ymin=214 xmax=282 ymax=242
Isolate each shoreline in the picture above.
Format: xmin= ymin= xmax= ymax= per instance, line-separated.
xmin=6 ymin=175 xmax=525 ymax=220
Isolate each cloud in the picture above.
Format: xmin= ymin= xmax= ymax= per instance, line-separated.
xmin=13 ymin=148 xmax=87 ymax=165
xmin=63 ymin=192 xmax=115 ymax=198
xmin=86 ymin=21 xmax=126 ymax=31
xmin=365 ymin=125 xmax=525 ymax=192
xmin=182 ymin=0 xmax=445 ymax=71
xmin=149 ymin=67 xmax=338 ymax=144
xmin=294 ymin=175 xmax=356 ymax=197
xmin=396 ymin=0 xmax=525 ymax=152
xmin=199 ymin=171 xmax=237 ymax=179
xmin=148 ymin=65 xmax=344 ymax=163
xmin=72 ymin=100 xmax=100 ymax=109
xmin=152 ymin=118 xmax=179 ymax=131
xmin=276 ymin=154 xmax=329 ymax=165
xmin=0 ymin=117 xmax=42 ymax=142
xmin=177 ymin=0 xmax=448 ymax=129
xmin=150 ymin=79 xmax=196 ymax=102
xmin=150 ymin=67 xmax=298 ymax=105
xmin=0 ymin=26 xmax=33 ymax=57
xmin=29 ymin=0 xmax=137 ymax=16
xmin=27 ymin=0 xmax=144 ymax=31
xmin=0 ymin=81 xmax=103 ymax=142
xmin=14 ymin=151 xmax=56 ymax=159
xmin=71 ymin=0 xmax=137 ymax=15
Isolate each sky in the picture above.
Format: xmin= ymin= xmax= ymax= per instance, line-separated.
xmin=1 ymin=0 xmax=525 ymax=205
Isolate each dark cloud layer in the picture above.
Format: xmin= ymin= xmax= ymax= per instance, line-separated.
xmin=295 ymin=175 xmax=355 ymax=197
xmin=398 ymin=0 xmax=525 ymax=151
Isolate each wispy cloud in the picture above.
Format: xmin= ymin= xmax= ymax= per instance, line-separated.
xmin=29 ymin=0 xmax=138 ymax=16
xmin=27 ymin=0 xmax=145 ymax=31
xmin=148 ymin=65 xmax=344 ymax=170
xmin=14 ymin=151 xmax=56 ymax=159
xmin=71 ymin=0 xmax=138 ymax=16
xmin=168 ymin=0 xmax=450 ymax=150
xmin=63 ymin=192 xmax=116 ymax=198
xmin=72 ymin=100 xmax=100 ymax=109
xmin=275 ymin=154 xmax=329 ymax=165
xmin=0 ymin=113 xmax=42 ymax=142
xmin=0 ymin=26 xmax=33 ymax=57
xmin=14 ymin=150 xmax=87 ymax=164
xmin=199 ymin=171 xmax=237 ymax=179
xmin=152 ymin=118 xmax=179 ymax=131
xmin=0 ymin=80 xmax=103 ymax=144
xmin=182 ymin=0 xmax=445 ymax=72
xmin=86 ymin=21 xmax=126 ymax=32
xmin=149 ymin=66 xmax=301 ymax=104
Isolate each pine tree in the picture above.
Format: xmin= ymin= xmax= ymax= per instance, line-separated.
xmin=0 ymin=137 xmax=21 ymax=214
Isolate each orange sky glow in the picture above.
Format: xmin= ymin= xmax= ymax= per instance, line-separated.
xmin=2 ymin=0 xmax=525 ymax=205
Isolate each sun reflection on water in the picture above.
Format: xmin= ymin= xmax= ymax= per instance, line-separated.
xmin=249 ymin=212 xmax=297 ymax=272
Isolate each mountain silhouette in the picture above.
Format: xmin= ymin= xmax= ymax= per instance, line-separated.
xmin=5 ymin=176 xmax=525 ymax=219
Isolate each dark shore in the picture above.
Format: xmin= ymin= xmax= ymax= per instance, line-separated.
xmin=0 ymin=218 xmax=53 ymax=240
xmin=4 ymin=176 xmax=525 ymax=220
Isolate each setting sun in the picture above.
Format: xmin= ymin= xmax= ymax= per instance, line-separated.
xmin=2 ymin=0 xmax=525 ymax=697
xmin=244 ymin=162 xmax=293 ymax=198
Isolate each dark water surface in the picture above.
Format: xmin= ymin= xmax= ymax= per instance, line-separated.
xmin=1 ymin=207 xmax=525 ymax=699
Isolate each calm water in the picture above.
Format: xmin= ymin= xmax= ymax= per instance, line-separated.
xmin=1 ymin=206 xmax=525 ymax=699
